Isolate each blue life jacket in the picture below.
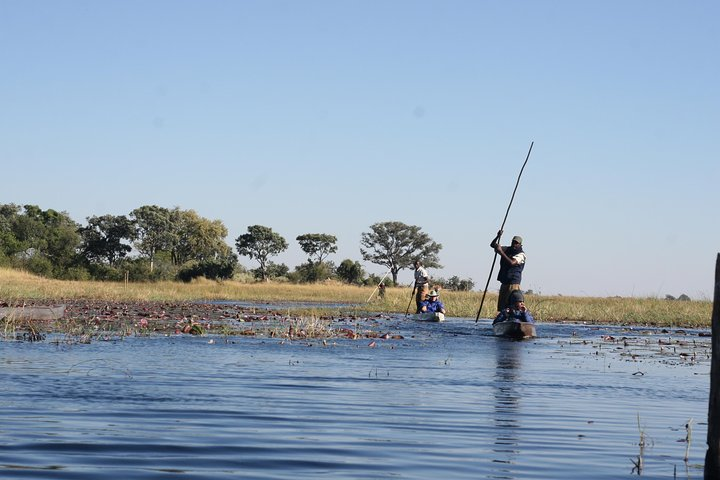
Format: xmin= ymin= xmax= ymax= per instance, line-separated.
xmin=497 ymin=245 xmax=524 ymax=284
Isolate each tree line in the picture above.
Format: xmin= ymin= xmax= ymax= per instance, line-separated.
xmin=0 ymin=204 xmax=474 ymax=290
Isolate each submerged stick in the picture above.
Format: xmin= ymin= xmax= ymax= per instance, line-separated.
xmin=685 ymin=418 xmax=693 ymax=462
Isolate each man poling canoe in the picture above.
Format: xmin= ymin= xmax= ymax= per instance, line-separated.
xmin=475 ymin=141 xmax=533 ymax=322
xmin=491 ymin=232 xmax=526 ymax=312
xmin=412 ymin=260 xmax=430 ymax=314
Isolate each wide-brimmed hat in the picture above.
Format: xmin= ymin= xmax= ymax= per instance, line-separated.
xmin=428 ymin=290 xmax=439 ymax=297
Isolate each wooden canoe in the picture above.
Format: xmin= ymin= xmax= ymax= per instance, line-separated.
xmin=412 ymin=312 xmax=445 ymax=322
xmin=0 ymin=305 xmax=66 ymax=321
xmin=493 ymin=320 xmax=536 ymax=339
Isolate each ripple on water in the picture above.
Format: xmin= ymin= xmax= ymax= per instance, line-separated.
xmin=0 ymin=322 xmax=709 ymax=479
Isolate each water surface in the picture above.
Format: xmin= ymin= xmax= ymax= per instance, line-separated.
xmin=1 ymin=317 xmax=709 ymax=479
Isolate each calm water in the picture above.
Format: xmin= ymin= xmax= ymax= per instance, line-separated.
xmin=0 ymin=316 xmax=710 ymax=479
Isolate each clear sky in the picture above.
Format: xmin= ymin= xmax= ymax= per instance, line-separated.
xmin=1 ymin=1 xmax=718 ymax=299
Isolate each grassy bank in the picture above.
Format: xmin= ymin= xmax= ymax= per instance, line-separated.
xmin=0 ymin=267 xmax=712 ymax=327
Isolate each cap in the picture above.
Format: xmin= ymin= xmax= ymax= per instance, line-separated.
xmin=512 ymin=235 xmax=523 ymax=245
xmin=508 ymin=290 xmax=524 ymax=304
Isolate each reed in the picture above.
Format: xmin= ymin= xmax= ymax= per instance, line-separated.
xmin=631 ymin=413 xmax=647 ymax=474
xmin=685 ymin=418 xmax=693 ymax=462
xmin=0 ymin=267 xmax=712 ymax=327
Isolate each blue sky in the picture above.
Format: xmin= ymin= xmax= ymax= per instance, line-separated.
xmin=1 ymin=1 xmax=718 ymax=299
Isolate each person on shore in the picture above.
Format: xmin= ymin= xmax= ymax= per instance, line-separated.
xmin=421 ymin=290 xmax=446 ymax=315
xmin=491 ymin=231 xmax=526 ymax=312
xmin=493 ymin=290 xmax=534 ymax=325
xmin=413 ymin=260 xmax=430 ymax=313
xmin=378 ymin=282 xmax=386 ymax=300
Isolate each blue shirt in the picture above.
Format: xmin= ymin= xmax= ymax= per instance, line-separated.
xmin=493 ymin=308 xmax=535 ymax=325
xmin=421 ymin=299 xmax=445 ymax=313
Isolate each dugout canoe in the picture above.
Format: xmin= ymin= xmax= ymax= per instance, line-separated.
xmin=412 ymin=312 xmax=445 ymax=322
xmin=0 ymin=305 xmax=66 ymax=321
xmin=493 ymin=320 xmax=536 ymax=339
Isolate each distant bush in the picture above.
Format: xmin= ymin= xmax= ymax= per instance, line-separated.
xmin=292 ymin=261 xmax=335 ymax=283
xmin=253 ymin=262 xmax=289 ymax=281
xmin=665 ymin=294 xmax=691 ymax=301
xmin=435 ymin=275 xmax=475 ymax=291
xmin=24 ymin=255 xmax=55 ymax=278
xmin=177 ymin=256 xmax=237 ymax=282
xmin=58 ymin=266 xmax=91 ymax=281
xmin=365 ymin=273 xmax=393 ymax=287
xmin=336 ymin=259 xmax=365 ymax=285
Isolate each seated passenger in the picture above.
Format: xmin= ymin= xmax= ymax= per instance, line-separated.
xmin=421 ymin=290 xmax=446 ymax=314
xmin=493 ymin=290 xmax=534 ymax=325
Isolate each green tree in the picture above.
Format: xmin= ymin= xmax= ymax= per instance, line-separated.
xmin=296 ymin=233 xmax=337 ymax=264
xmin=360 ymin=221 xmax=442 ymax=285
xmin=130 ymin=205 xmax=176 ymax=273
xmin=16 ymin=205 xmax=82 ymax=276
xmin=0 ymin=204 xmax=24 ymax=259
xmin=235 ymin=225 xmax=288 ymax=281
xmin=78 ymin=214 xmax=136 ymax=266
xmin=336 ymin=259 xmax=365 ymax=285
xmin=172 ymin=209 xmax=233 ymax=265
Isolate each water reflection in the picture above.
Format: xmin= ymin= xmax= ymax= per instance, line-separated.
xmin=490 ymin=339 xmax=523 ymax=479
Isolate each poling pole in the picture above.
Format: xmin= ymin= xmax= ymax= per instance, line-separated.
xmin=366 ymin=269 xmax=392 ymax=303
xmin=475 ymin=141 xmax=534 ymax=322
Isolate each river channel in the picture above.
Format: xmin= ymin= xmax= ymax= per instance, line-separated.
xmin=0 ymin=313 xmax=710 ymax=479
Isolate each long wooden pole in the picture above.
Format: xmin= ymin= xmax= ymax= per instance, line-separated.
xmin=704 ymin=253 xmax=720 ymax=479
xmin=405 ymin=285 xmax=417 ymax=317
xmin=366 ymin=269 xmax=391 ymax=303
xmin=475 ymin=142 xmax=534 ymax=322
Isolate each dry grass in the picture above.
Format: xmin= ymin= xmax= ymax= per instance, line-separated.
xmin=0 ymin=267 xmax=713 ymax=327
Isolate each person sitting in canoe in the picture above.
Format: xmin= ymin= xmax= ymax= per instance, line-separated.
xmin=421 ymin=290 xmax=446 ymax=315
xmin=492 ymin=290 xmax=534 ymax=325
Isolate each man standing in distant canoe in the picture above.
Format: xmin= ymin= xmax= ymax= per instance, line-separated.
xmin=413 ymin=260 xmax=430 ymax=314
xmin=490 ymin=231 xmax=526 ymax=312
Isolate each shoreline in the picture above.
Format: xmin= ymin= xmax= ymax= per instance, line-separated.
xmin=1 ymin=268 xmax=713 ymax=329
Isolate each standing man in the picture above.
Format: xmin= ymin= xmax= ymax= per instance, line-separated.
xmin=413 ymin=260 xmax=430 ymax=314
xmin=490 ymin=230 xmax=526 ymax=312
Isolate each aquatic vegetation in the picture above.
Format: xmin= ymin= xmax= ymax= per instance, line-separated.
xmin=0 ymin=267 xmax=712 ymax=330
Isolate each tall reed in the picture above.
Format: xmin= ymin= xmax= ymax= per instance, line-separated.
xmin=0 ymin=267 xmax=712 ymax=327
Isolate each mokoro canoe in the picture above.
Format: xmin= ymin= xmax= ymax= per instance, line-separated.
xmin=412 ymin=312 xmax=445 ymax=322
xmin=493 ymin=320 xmax=536 ymax=339
xmin=0 ymin=305 xmax=66 ymax=321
